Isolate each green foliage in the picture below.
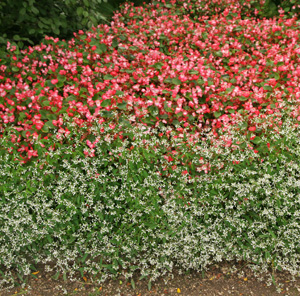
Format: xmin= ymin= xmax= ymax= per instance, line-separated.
xmin=0 ymin=0 xmax=152 ymax=48
xmin=263 ymin=0 xmax=300 ymax=19
xmin=1 ymin=111 xmax=300 ymax=289
xmin=165 ymin=0 xmax=299 ymax=21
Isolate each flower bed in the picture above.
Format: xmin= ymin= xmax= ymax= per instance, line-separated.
xmin=1 ymin=0 xmax=300 ymax=290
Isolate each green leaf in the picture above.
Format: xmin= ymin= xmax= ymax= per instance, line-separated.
xmin=214 ymin=111 xmax=222 ymax=118
xmin=251 ymin=136 xmax=261 ymax=144
xmin=239 ymin=96 xmax=248 ymax=101
xmin=103 ymin=74 xmax=114 ymax=80
xmin=159 ymin=114 xmax=169 ymax=119
xmin=99 ymin=43 xmax=107 ymax=53
xmin=41 ymin=100 xmax=50 ymax=106
xmin=263 ymin=85 xmax=273 ymax=91
xmin=39 ymin=110 xmax=49 ymax=119
xmin=83 ymin=0 xmax=90 ymax=7
xmin=80 ymin=253 xmax=88 ymax=263
xmin=268 ymin=229 xmax=277 ymax=239
xmin=154 ymin=62 xmax=163 ymax=69
xmin=44 ymin=121 xmax=55 ymax=129
xmin=112 ymin=38 xmax=118 ymax=48
xmin=18 ymin=112 xmax=27 ymax=120
xmin=28 ymin=28 xmax=35 ymax=35
xmin=131 ymin=279 xmax=136 ymax=289
xmin=52 ymin=27 xmax=60 ymax=35
xmin=116 ymin=102 xmax=127 ymax=110
xmin=225 ymin=86 xmax=235 ymax=94
xmin=31 ymin=6 xmax=39 ymax=15
xmin=171 ymin=78 xmax=181 ymax=85
xmin=118 ymin=117 xmax=131 ymax=127
xmin=221 ymin=74 xmax=230 ymax=80
xmin=58 ymin=75 xmax=66 ymax=83
xmin=41 ymin=125 xmax=49 ymax=133
xmin=274 ymin=72 xmax=280 ymax=80
xmin=172 ymin=119 xmax=180 ymax=126
xmin=101 ymin=110 xmax=113 ymax=118
xmin=13 ymin=35 xmax=21 ymax=41
xmin=19 ymin=8 xmax=26 ymax=15
xmin=116 ymin=90 xmax=124 ymax=96
xmin=77 ymin=7 xmax=84 ymax=16
xmin=148 ymin=280 xmax=152 ymax=291
xmin=239 ymin=121 xmax=248 ymax=129
xmin=101 ymin=99 xmax=111 ymax=107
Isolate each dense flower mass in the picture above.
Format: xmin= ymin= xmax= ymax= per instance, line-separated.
xmin=1 ymin=0 xmax=300 ymax=164
xmin=1 ymin=0 xmax=300 ymax=292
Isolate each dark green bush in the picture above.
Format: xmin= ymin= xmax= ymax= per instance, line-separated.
xmin=0 ymin=0 xmax=152 ymax=49
xmin=262 ymin=0 xmax=300 ymax=19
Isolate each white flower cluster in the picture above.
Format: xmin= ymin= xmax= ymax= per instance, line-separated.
xmin=1 ymin=110 xmax=300 ymax=290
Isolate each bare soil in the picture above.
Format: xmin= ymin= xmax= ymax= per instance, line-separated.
xmin=1 ymin=261 xmax=300 ymax=296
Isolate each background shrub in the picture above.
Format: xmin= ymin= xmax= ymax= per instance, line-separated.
xmin=0 ymin=0 xmax=152 ymax=49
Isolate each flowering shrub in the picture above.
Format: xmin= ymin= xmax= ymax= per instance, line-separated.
xmin=1 ymin=0 xmax=300 ymax=291
xmin=1 ymin=0 xmax=300 ymax=164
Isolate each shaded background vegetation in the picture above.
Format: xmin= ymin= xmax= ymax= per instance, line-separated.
xmin=0 ymin=0 xmax=152 ymax=49
xmin=0 ymin=0 xmax=299 ymax=50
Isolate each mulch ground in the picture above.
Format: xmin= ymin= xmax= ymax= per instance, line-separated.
xmin=1 ymin=261 xmax=300 ymax=296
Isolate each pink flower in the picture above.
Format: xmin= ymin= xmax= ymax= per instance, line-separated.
xmin=51 ymin=79 xmax=58 ymax=84
xmin=27 ymin=149 xmax=38 ymax=159
xmin=248 ymin=126 xmax=256 ymax=132
xmin=35 ymin=122 xmax=44 ymax=130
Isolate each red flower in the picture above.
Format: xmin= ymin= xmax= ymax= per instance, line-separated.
xmin=51 ymin=79 xmax=58 ymax=84
xmin=248 ymin=126 xmax=256 ymax=132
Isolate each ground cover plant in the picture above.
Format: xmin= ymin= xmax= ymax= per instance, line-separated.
xmin=1 ymin=0 xmax=300 ymax=292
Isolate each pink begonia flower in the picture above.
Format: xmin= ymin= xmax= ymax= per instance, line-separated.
xmin=28 ymin=149 xmax=38 ymax=159
xmin=51 ymin=79 xmax=59 ymax=84
xmin=35 ymin=122 xmax=44 ymax=130
xmin=248 ymin=126 xmax=256 ymax=132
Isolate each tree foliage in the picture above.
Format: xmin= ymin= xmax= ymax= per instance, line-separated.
xmin=262 ymin=0 xmax=300 ymax=19
xmin=0 ymin=0 xmax=151 ymax=48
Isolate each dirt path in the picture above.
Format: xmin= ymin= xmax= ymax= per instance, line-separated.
xmin=1 ymin=261 xmax=300 ymax=296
